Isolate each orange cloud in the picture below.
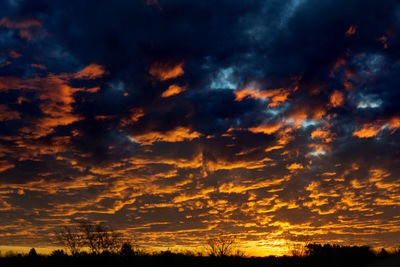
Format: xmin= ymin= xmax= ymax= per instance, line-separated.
xmin=248 ymin=122 xmax=284 ymax=135
xmin=345 ymin=25 xmax=357 ymax=36
xmin=352 ymin=123 xmax=382 ymax=138
xmin=0 ymin=61 xmax=11 ymax=67
xmin=0 ymin=63 xmax=106 ymax=138
xmin=161 ymin=84 xmax=186 ymax=97
xmin=145 ymin=0 xmax=158 ymax=5
xmin=352 ymin=117 xmax=400 ymax=138
xmin=264 ymin=145 xmax=284 ymax=152
xmin=120 ymin=108 xmax=145 ymax=126
xmin=342 ymin=69 xmax=357 ymax=91
xmin=0 ymin=105 xmax=20 ymax=122
xmin=378 ymin=35 xmax=388 ymax=49
xmin=30 ymin=63 xmax=47 ymax=70
xmin=307 ymin=143 xmax=330 ymax=157
xmin=9 ymin=50 xmax=22 ymax=58
xmin=311 ymin=128 xmax=334 ymax=143
xmin=234 ymin=87 xmax=289 ymax=107
xmin=0 ymin=17 xmax=43 ymax=40
xmin=149 ymin=62 xmax=184 ymax=81
xmin=329 ymin=90 xmax=344 ymax=107
xmin=330 ymin=58 xmax=346 ymax=77
xmin=129 ymin=108 xmax=145 ymax=122
xmin=269 ymin=92 xmax=290 ymax=108
xmin=173 ymin=188 xmax=214 ymax=203
xmin=388 ymin=117 xmax=400 ymax=131
xmin=128 ymin=126 xmax=201 ymax=145
xmin=205 ymin=157 xmax=272 ymax=171
xmin=0 ymin=17 xmax=41 ymax=29
xmin=74 ymin=63 xmax=106 ymax=79
xmin=287 ymin=163 xmax=303 ymax=170
xmin=0 ymin=160 xmax=14 ymax=173
xmin=219 ymin=177 xmax=287 ymax=194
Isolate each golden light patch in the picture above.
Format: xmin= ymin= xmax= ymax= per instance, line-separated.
xmin=149 ymin=62 xmax=184 ymax=81
xmin=161 ymin=84 xmax=186 ymax=97
xmin=322 ymin=172 xmax=336 ymax=176
xmin=264 ymin=145 xmax=284 ymax=152
xmin=287 ymin=163 xmax=303 ymax=170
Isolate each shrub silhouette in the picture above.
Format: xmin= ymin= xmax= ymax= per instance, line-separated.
xmin=50 ymin=249 xmax=66 ymax=257
xmin=305 ymin=243 xmax=375 ymax=266
xmin=119 ymin=242 xmax=135 ymax=257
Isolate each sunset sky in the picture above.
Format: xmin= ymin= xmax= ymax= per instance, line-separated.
xmin=0 ymin=0 xmax=400 ymax=256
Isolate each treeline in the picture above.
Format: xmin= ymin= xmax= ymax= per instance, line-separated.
xmin=0 ymin=221 xmax=399 ymax=267
xmin=1 ymin=243 xmax=399 ymax=267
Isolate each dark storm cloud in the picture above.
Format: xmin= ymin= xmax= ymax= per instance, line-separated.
xmin=0 ymin=0 xmax=400 ymax=255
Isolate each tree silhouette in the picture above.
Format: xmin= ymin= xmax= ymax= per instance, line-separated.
xmin=78 ymin=220 xmax=121 ymax=254
xmin=28 ymin=248 xmax=38 ymax=257
xmin=56 ymin=220 xmax=122 ymax=255
xmin=56 ymin=225 xmax=82 ymax=255
xmin=204 ymin=235 xmax=241 ymax=257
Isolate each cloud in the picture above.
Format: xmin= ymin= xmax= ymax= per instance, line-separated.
xmin=161 ymin=84 xmax=186 ymax=98
xmin=149 ymin=62 xmax=184 ymax=81
xmin=329 ymin=90 xmax=344 ymax=107
xmin=74 ymin=63 xmax=106 ymax=79
xmin=128 ymin=127 xmax=201 ymax=145
xmin=0 ymin=17 xmax=41 ymax=29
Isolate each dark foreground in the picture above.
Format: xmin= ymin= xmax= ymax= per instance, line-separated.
xmin=1 ymin=251 xmax=399 ymax=267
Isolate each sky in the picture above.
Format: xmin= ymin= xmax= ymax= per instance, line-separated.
xmin=0 ymin=0 xmax=400 ymax=256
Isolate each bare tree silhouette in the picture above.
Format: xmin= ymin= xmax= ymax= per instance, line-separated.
xmin=56 ymin=220 xmax=122 ymax=255
xmin=56 ymin=225 xmax=82 ymax=256
xmin=204 ymin=234 xmax=243 ymax=257
xmin=78 ymin=220 xmax=121 ymax=254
